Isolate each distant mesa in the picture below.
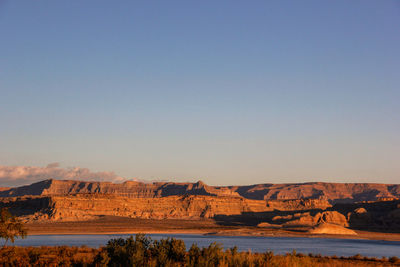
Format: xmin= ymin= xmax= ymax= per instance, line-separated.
xmin=0 ymin=179 xmax=399 ymax=203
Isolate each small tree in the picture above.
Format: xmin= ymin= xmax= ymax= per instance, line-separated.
xmin=0 ymin=208 xmax=27 ymax=246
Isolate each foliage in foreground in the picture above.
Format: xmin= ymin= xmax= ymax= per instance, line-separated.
xmin=0 ymin=234 xmax=399 ymax=267
xmin=0 ymin=208 xmax=27 ymax=246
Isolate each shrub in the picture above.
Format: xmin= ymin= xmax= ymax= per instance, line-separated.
xmin=188 ymin=243 xmax=201 ymax=267
xmin=389 ymin=256 xmax=400 ymax=264
xmin=201 ymin=242 xmax=224 ymax=267
xmin=351 ymin=253 xmax=363 ymax=260
xmin=0 ymin=208 xmax=27 ymax=246
xmin=93 ymin=248 xmax=110 ymax=267
xmin=152 ymin=237 xmax=186 ymax=266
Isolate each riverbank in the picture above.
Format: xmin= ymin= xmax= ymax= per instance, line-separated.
xmin=26 ymin=216 xmax=400 ymax=242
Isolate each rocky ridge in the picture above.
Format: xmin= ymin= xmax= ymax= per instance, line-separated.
xmin=1 ymin=179 xmax=399 ymax=203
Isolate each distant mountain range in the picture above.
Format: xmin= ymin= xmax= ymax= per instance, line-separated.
xmin=1 ymin=179 xmax=399 ymax=203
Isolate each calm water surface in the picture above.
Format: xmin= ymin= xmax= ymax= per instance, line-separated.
xmin=11 ymin=234 xmax=400 ymax=258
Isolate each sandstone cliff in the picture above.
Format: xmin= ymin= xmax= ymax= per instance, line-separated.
xmin=231 ymin=182 xmax=400 ymax=203
xmin=1 ymin=179 xmax=399 ymax=203
xmin=1 ymin=179 xmax=400 ymax=233
xmin=0 ymin=194 xmax=331 ymax=222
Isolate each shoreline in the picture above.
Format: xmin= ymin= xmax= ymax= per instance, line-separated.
xmin=25 ymin=217 xmax=400 ymax=242
xmin=24 ymin=231 xmax=400 ymax=242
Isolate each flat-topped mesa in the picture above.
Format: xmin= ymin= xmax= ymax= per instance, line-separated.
xmin=0 ymin=179 xmax=54 ymax=197
xmin=0 ymin=179 xmax=239 ymax=198
xmin=231 ymin=182 xmax=400 ymax=203
xmin=0 ymin=179 xmax=399 ymax=203
xmin=157 ymin=180 xmax=240 ymax=197
xmin=0 ymin=179 xmax=153 ymax=198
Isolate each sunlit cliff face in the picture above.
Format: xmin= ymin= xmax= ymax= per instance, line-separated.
xmin=0 ymin=163 xmax=129 ymax=187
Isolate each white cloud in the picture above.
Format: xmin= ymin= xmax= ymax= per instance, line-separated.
xmin=0 ymin=163 xmax=132 ymax=187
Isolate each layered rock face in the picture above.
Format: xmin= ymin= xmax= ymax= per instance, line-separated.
xmin=1 ymin=179 xmax=399 ymax=203
xmin=273 ymin=211 xmax=349 ymax=228
xmin=0 ymin=180 xmax=239 ymax=199
xmin=0 ymin=194 xmax=331 ymax=222
xmin=32 ymin=195 xmax=271 ymax=221
xmin=1 ymin=179 xmax=400 ymax=233
xmin=266 ymin=199 xmax=331 ymax=210
xmin=231 ymin=182 xmax=400 ymax=203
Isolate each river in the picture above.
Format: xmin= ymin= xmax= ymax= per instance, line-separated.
xmin=9 ymin=234 xmax=400 ymax=258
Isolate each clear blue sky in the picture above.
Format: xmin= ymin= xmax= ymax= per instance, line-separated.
xmin=1 ymin=1 xmax=399 ymax=185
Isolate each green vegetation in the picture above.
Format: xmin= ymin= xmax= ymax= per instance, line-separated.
xmin=0 ymin=234 xmax=398 ymax=266
xmin=0 ymin=208 xmax=27 ymax=247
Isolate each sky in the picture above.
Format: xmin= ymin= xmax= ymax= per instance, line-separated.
xmin=0 ymin=1 xmax=399 ymax=186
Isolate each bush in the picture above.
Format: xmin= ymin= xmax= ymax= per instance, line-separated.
xmin=351 ymin=253 xmax=363 ymax=260
xmin=93 ymin=248 xmax=110 ymax=267
xmin=152 ymin=237 xmax=186 ymax=266
xmin=188 ymin=243 xmax=201 ymax=266
xmin=106 ymin=234 xmax=153 ymax=266
xmin=0 ymin=208 xmax=27 ymax=246
xmin=201 ymin=242 xmax=224 ymax=267
xmin=389 ymin=256 xmax=400 ymax=264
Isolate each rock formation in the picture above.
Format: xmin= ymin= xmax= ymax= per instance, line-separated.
xmin=1 ymin=179 xmax=400 ymax=233
xmin=271 ymin=211 xmax=348 ymax=228
xmin=308 ymin=223 xmax=357 ymax=235
xmin=0 ymin=194 xmax=333 ymax=223
xmin=1 ymin=179 xmax=399 ymax=203
xmin=47 ymin=194 xmax=270 ymax=221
